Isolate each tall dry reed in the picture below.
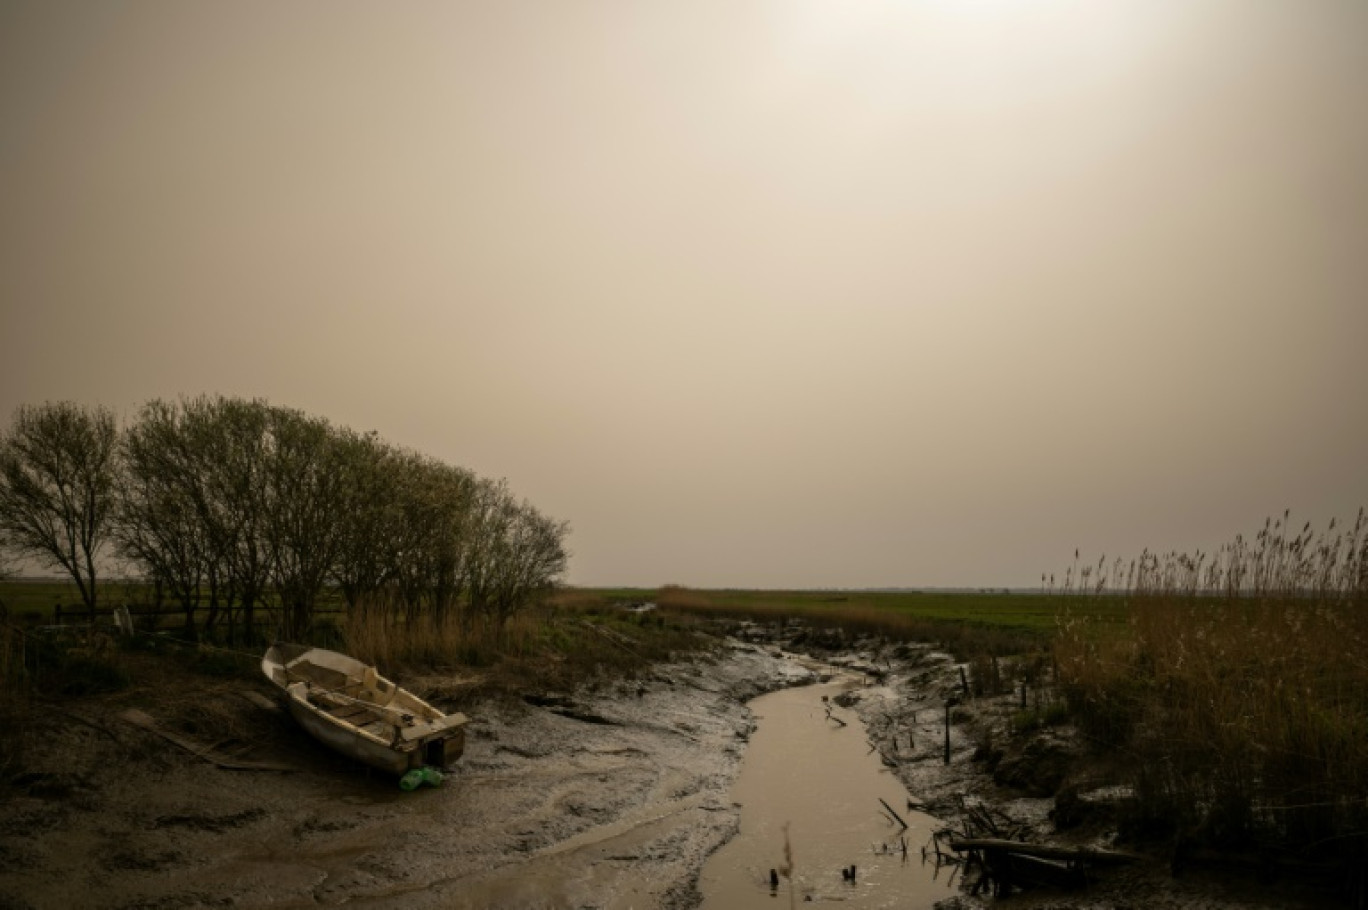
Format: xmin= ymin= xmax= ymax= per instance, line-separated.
xmin=1054 ymin=510 xmax=1368 ymax=856
xmin=342 ymin=591 xmax=542 ymax=670
xmin=343 ymin=589 xmax=710 ymax=691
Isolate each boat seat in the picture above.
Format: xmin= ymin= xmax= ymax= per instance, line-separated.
xmin=329 ymin=705 xmax=375 ymax=723
xmin=399 ymin=712 xmax=470 ymax=742
xmin=362 ymin=666 xmax=398 ymax=707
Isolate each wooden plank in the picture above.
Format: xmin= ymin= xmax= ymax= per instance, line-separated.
xmin=328 ymin=705 xmax=374 ymax=723
xmin=950 ymin=838 xmax=1141 ymax=865
xmin=119 ymin=709 xmax=295 ymax=772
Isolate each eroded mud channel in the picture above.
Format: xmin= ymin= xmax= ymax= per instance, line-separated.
xmin=699 ymin=667 xmax=953 ymax=908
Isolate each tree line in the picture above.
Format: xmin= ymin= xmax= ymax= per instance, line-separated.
xmin=0 ymin=398 xmax=569 ymax=641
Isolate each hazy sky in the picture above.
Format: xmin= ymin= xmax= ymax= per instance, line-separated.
xmin=2 ymin=1 xmax=1366 ymax=588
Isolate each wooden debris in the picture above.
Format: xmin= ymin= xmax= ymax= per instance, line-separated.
xmin=238 ymin=690 xmax=280 ymax=712
xmin=949 ymin=838 xmax=1140 ymax=866
xmin=949 ymin=837 xmax=1140 ymax=898
xmin=120 ymin=709 xmax=295 ymax=772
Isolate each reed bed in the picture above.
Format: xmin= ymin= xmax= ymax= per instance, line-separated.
xmin=0 ymin=622 xmax=23 ymax=697
xmin=1054 ymin=510 xmax=1368 ymax=858
xmin=0 ymin=623 xmax=26 ymax=776
xmin=342 ymin=590 xmax=710 ymax=693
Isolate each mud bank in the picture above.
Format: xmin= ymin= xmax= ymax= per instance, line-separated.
xmin=2 ymin=628 xmax=1344 ymax=910
xmin=0 ymin=643 xmax=811 ymax=910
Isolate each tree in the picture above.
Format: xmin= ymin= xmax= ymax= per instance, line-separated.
xmin=488 ymin=502 xmax=569 ymax=626
xmin=329 ymin=432 xmax=406 ymax=611
xmin=0 ymin=402 xmax=119 ymax=609
xmin=466 ymin=479 xmax=569 ymax=628
xmin=192 ymin=397 xmax=274 ymax=641
xmin=387 ymin=458 xmax=477 ymax=623
xmin=117 ymin=400 xmax=211 ymax=638
xmin=260 ymin=407 xmax=350 ymax=641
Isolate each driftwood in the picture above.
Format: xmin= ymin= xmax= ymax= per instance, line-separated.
xmin=951 ymin=837 xmax=1141 ymax=898
xmin=238 ymin=690 xmax=280 ymax=712
xmin=120 ymin=709 xmax=295 ymax=772
xmin=950 ymin=838 xmax=1141 ymax=866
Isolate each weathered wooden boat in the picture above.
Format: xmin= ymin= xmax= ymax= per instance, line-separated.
xmin=262 ymin=643 xmax=468 ymax=775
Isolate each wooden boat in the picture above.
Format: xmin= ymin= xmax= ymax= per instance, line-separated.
xmin=262 ymin=644 xmax=469 ymax=775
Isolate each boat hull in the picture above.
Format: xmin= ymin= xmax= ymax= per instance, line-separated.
xmin=262 ymin=644 xmax=467 ymax=776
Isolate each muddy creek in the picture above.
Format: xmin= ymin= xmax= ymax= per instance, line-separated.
xmin=698 ymin=668 xmax=954 ymax=909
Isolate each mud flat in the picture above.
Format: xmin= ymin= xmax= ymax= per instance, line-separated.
xmin=0 ymin=628 xmax=1345 ymax=910
xmin=0 ymin=643 xmax=809 ymax=910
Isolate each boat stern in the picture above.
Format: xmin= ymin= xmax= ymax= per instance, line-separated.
xmin=425 ymin=728 xmax=465 ymax=767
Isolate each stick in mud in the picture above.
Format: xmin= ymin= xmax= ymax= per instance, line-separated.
xmin=944 ymin=700 xmax=951 ymax=764
xmin=878 ymin=797 xmax=909 ymax=831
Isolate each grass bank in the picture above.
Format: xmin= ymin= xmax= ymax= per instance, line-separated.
xmin=0 ymin=585 xmax=713 ymax=705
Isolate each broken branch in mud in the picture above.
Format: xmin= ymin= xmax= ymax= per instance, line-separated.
xmin=950 ymin=793 xmax=1033 ymax=841
xmin=824 ymin=704 xmax=847 ymax=727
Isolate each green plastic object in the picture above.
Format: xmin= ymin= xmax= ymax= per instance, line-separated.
xmin=399 ymin=766 xmax=444 ymax=791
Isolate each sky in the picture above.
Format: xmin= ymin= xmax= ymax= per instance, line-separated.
xmin=2 ymin=0 xmax=1366 ymax=589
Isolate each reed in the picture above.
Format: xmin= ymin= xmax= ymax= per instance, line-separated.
xmin=342 ymin=589 xmax=711 ymax=692
xmin=0 ymin=623 xmax=25 ymax=776
xmin=1053 ymin=510 xmax=1368 ymax=855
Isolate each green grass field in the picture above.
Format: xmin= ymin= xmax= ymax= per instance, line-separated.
xmin=0 ymin=579 xmax=347 ymax=626
xmin=4 ymin=580 xmax=1127 ymax=642
xmin=574 ymin=586 xmax=1127 ymax=633
xmin=0 ymin=580 xmax=102 ymax=621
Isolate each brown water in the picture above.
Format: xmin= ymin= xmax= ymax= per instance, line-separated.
xmin=698 ymin=671 xmax=956 ymax=909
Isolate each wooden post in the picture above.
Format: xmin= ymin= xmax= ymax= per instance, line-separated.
xmin=944 ymin=700 xmax=951 ymax=764
xmin=958 ymin=666 xmax=969 ymax=695
xmin=1020 ymin=681 xmax=1027 ymax=709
